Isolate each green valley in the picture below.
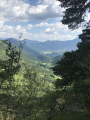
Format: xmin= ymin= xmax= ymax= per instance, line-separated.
xmin=0 ymin=0 xmax=90 ymax=119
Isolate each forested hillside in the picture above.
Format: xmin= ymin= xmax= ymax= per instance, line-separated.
xmin=0 ymin=40 xmax=57 ymax=120
xmin=0 ymin=0 xmax=90 ymax=120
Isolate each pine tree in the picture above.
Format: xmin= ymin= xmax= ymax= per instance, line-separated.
xmin=58 ymin=0 xmax=90 ymax=29
xmin=52 ymin=0 xmax=90 ymax=111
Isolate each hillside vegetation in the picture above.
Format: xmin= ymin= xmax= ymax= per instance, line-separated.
xmin=0 ymin=40 xmax=57 ymax=120
xmin=0 ymin=37 xmax=90 ymax=120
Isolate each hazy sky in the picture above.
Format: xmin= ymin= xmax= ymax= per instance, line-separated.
xmin=0 ymin=0 xmax=85 ymax=41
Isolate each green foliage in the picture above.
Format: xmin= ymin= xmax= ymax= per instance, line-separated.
xmin=58 ymin=0 xmax=90 ymax=29
xmin=52 ymin=28 xmax=90 ymax=111
xmin=0 ymin=40 xmax=23 ymax=87
xmin=51 ymin=0 xmax=90 ymax=114
xmin=52 ymin=111 xmax=90 ymax=120
xmin=0 ymin=40 xmax=56 ymax=120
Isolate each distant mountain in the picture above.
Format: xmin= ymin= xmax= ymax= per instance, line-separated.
xmin=5 ymin=38 xmax=49 ymax=62
xmin=24 ymin=38 xmax=81 ymax=57
xmin=25 ymin=38 xmax=80 ymax=51
xmin=4 ymin=38 xmax=81 ymax=60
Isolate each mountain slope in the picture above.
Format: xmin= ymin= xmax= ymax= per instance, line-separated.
xmin=24 ymin=38 xmax=81 ymax=58
xmin=4 ymin=38 xmax=81 ymax=60
xmin=25 ymin=38 xmax=80 ymax=52
xmin=6 ymin=38 xmax=49 ymax=62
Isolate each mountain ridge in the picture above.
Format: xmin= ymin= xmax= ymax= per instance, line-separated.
xmin=2 ymin=37 xmax=81 ymax=60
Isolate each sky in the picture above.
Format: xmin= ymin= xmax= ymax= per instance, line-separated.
xmin=0 ymin=0 xmax=86 ymax=41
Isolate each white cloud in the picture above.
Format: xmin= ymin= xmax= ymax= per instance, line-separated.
xmin=27 ymin=24 xmax=33 ymax=29
xmin=0 ymin=0 xmax=63 ymax=22
xmin=26 ymin=32 xmax=75 ymax=42
xmin=16 ymin=25 xmax=26 ymax=33
xmin=0 ymin=20 xmax=4 ymax=28
xmin=0 ymin=20 xmax=82 ymax=41
xmin=45 ymin=28 xmax=54 ymax=33
xmin=0 ymin=0 xmax=83 ymax=41
xmin=35 ymin=22 xmax=49 ymax=27
xmin=0 ymin=23 xmax=27 ymax=39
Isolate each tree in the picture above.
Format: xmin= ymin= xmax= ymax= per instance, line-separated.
xmin=0 ymin=40 xmax=23 ymax=88
xmin=0 ymin=40 xmax=23 ymax=119
xmin=52 ymin=0 xmax=90 ymax=111
xmin=58 ymin=0 xmax=90 ymax=29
